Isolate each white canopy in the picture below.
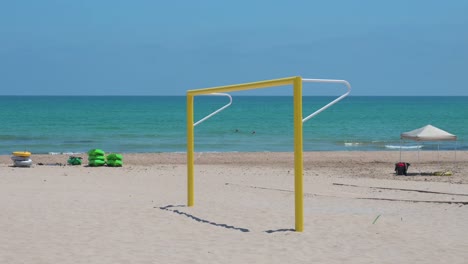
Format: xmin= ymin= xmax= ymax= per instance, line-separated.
xmin=401 ymin=124 xmax=457 ymax=141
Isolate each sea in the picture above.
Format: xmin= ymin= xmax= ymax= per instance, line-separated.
xmin=0 ymin=96 xmax=466 ymax=155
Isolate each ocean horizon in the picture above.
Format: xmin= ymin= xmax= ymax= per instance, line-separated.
xmin=1 ymin=96 xmax=466 ymax=155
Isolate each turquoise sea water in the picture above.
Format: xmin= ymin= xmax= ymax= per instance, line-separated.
xmin=0 ymin=96 xmax=466 ymax=155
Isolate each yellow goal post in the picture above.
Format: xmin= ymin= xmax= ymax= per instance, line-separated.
xmin=186 ymin=76 xmax=351 ymax=232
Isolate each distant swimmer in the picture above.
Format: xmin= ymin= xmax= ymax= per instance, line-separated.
xmin=251 ymin=130 xmax=256 ymax=134
xmin=235 ymin=129 xmax=239 ymax=133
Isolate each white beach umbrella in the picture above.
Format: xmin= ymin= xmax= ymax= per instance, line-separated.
xmin=399 ymin=124 xmax=457 ymax=173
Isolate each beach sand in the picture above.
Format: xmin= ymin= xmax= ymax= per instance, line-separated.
xmin=1 ymin=151 xmax=467 ymax=263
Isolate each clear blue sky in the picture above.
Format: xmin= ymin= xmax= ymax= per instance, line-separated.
xmin=1 ymin=0 xmax=467 ymax=96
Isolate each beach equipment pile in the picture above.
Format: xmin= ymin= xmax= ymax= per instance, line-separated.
xmin=67 ymin=156 xmax=83 ymax=165
xmin=87 ymin=149 xmax=106 ymax=167
xmin=11 ymin=151 xmax=33 ymax=167
xmin=87 ymin=149 xmax=123 ymax=167
xmin=106 ymin=153 xmax=123 ymax=167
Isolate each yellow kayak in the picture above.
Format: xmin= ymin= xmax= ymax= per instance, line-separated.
xmin=12 ymin=151 xmax=32 ymax=157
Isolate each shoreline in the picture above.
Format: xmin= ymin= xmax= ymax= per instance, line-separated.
xmin=2 ymin=151 xmax=467 ymax=184
xmin=1 ymin=150 xmax=466 ymax=164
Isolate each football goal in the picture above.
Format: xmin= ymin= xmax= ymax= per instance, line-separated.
xmin=186 ymin=76 xmax=351 ymax=231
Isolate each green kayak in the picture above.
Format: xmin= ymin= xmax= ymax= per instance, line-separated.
xmin=106 ymin=153 xmax=123 ymax=161
xmin=107 ymin=159 xmax=123 ymax=167
xmin=88 ymin=159 xmax=106 ymax=166
xmin=88 ymin=149 xmax=105 ymax=156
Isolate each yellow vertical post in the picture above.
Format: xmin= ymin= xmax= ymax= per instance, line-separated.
xmin=187 ymin=94 xmax=195 ymax=207
xmin=293 ymin=76 xmax=304 ymax=232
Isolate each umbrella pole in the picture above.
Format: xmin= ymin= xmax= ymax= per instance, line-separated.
xmin=438 ymin=143 xmax=440 ymax=168
xmin=399 ymin=139 xmax=402 ymax=162
xmin=418 ymin=147 xmax=421 ymax=175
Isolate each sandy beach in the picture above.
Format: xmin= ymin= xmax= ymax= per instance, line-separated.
xmin=1 ymin=151 xmax=467 ymax=263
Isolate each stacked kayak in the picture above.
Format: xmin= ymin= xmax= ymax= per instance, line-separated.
xmin=88 ymin=149 xmax=106 ymax=167
xmin=106 ymin=153 xmax=123 ymax=167
xmin=12 ymin=151 xmax=33 ymax=167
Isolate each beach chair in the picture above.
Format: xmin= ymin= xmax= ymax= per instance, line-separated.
xmin=395 ymin=162 xmax=410 ymax=176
